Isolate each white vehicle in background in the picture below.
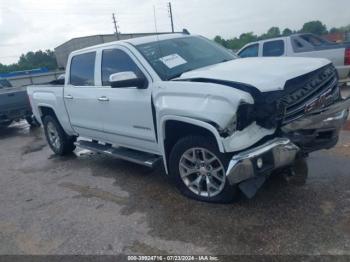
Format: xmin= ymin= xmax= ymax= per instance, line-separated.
xmin=238 ymin=33 xmax=350 ymax=85
xmin=28 ymin=33 xmax=350 ymax=203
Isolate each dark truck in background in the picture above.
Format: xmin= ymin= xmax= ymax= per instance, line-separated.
xmin=0 ymin=78 xmax=38 ymax=127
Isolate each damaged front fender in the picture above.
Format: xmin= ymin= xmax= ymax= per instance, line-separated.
xmin=222 ymin=122 xmax=276 ymax=152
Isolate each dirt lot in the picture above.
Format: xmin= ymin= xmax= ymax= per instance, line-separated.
xmin=0 ymin=121 xmax=350 ymax=255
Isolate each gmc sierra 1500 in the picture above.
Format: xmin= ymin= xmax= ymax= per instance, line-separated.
xmin=28 ymin=33 xmax=350 ymax=203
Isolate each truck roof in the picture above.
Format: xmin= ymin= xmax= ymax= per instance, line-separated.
xmin=240 ymin=33 xmax=326 ymax=47
xmin=71 ymin=33 xmax=192 ymax=55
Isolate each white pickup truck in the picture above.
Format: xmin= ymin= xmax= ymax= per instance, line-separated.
xmin=28 ymin=33 xmax=350 ymax=203
xmin=238 ymin=33 xmax=350 ymax=84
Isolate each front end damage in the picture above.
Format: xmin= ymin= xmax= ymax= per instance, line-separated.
xmin=224 ymin=64 xmax=350 ymax=198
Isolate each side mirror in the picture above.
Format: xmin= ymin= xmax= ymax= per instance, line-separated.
xmin=109 ymin=71 xmax=147 ymax=89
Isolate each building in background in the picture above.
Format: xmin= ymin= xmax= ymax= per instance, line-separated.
xmin=54 ymin=32 xmax=175 ymax=68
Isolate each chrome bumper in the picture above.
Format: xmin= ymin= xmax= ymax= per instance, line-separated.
xmin=226 ymin=97 xmax=350 ymax=185
xmin=226 ymin=138 xmax=299 ymax=185
xmin=282 ymin=97 xmax=350 ymax=132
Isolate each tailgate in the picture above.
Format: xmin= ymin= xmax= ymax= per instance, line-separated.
xmin=0 ymin=86 xmax=31 ymax=112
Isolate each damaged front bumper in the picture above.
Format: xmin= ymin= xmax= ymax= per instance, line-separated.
xmin=282 ymin=97 xmax=350 ymax=132
xmin=282 ymin=97 xmax=350 ymax=153
xmin=226 ymin=138 xmax=299 ymax=184
xmin=226 ymin=97 xmax=350 ymax=198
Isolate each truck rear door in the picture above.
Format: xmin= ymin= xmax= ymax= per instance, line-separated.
xmin=64 ymin=51 xmax=106 ymax=140
xmin=262 ymin=39 xmax=286 ymax=57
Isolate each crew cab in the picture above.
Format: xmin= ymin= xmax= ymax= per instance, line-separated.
xmin=28 ymin=33 xmax=350 ymax=203
xmin=237 ymin=33 xmax=350 ymax=84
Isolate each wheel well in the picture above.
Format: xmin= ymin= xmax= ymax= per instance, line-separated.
xmin=164 ymin=120 xmax=218 ymax=165
xmin=39 ymin=106 xmax=57 ymax=120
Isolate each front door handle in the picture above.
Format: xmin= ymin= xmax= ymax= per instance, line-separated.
xmin=64 ymin=95 xmax=73 ymax=99
xmin=98 ymin=96 xmax=109 ymax=102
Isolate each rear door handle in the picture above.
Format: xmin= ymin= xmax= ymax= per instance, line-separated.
xmin=64 ymin=95 xmax=73 ymax=99
xmin=98 ymin=96 xmax=109 ymax=102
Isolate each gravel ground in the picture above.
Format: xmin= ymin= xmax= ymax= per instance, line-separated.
xmin=0 ymin=121 xmax=350 ymax=255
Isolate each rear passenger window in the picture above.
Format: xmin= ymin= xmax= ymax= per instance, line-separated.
xmin=101 ymin=49 xmax=143 ymax=86
xmin=70 ymin=52 xmax=96 ymax=86
xmin=238 ymin=44 xmax=259 ymax=58
xmin=263 ymin=40 xmax=285 ymax=57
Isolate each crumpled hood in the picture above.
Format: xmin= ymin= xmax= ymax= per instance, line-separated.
xmin=177 ymin=57 xmax=331 ymax=92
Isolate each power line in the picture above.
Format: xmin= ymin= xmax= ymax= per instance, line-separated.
xmin=112 ymin=13 xmax=120 ymax=40
xmin=167 ymin=2 xmax=174 ymax=33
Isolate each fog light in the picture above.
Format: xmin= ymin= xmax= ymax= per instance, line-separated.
xmin=257 ymin=158 xmax=263 ymax=169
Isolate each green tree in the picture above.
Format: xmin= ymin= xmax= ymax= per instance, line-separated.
xmin=214 ymin=35 xmax=228 ymax=48
xmin=330 ymin=24 xmax=350 ymax=33
xmin=282 ymin=28 xmax=293 ymax=36
xmin=259 ymin=27 xmax=281 ymax=40
xmin=214 ymin=32 xmax=258 ymax=51
xmin=213 ymin=20 xmax=350 ymax=51
xmin=300 ymin=20 xmax=327 ymax=35
xmin=267 ymin=27 xmax=281 ymax=37
xmin=0 ymin=49 xmax=57 ymax=74
xmin=239 ymin=32 xmax=258 ymax=44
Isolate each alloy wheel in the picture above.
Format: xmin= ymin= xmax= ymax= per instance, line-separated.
xmin=179 ymin=147 xmax=226 ymax=198
xmin=47 ymin=122 xmax=61 ymax=151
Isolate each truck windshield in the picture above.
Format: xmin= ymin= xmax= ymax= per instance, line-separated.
xmin=135 ymin=36 xmax=236 ymax=80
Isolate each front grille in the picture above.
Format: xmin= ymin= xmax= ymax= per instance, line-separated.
xmin=281 ymin=65 xmax=339 ymax=124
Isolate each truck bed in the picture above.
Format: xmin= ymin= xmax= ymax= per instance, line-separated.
xmin=27 ymin=84 xmax=72 ymax=132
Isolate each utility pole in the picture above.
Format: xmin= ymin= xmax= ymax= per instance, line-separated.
xmin=167 ymin=2 xmax=174 ymax=33
xmin=112 ymin=13 xmax=120 ymax=40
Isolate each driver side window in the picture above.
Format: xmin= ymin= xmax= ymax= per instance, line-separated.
xmin=239 ymin=44 xmax=259 ymax=58
xmin=101 ymin=49 xmax=143 ymax=86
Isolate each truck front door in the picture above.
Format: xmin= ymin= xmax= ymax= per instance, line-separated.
xmin=95 ymin=47 xmax=158 ymax=154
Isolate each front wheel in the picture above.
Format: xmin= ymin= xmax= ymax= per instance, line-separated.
xmin=169 ymin=136 xmax=238 ymax=203
xmin=43 ymin=115 xmax=76 ymax=156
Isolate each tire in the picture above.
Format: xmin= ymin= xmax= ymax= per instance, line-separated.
xmin=26 ymin=115 xmax=40 ymax=127
xmin=43 ymin=115 xmax=76 ymax=156
xmin=169 ymin=135 xmax=238 ymax=203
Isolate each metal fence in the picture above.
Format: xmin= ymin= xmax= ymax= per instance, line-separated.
xmin=6 ymin=71 xmax=64 ymax=87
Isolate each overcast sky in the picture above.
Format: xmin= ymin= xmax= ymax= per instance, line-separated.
xmin=0 ymin=0 xmax=349 ymax=65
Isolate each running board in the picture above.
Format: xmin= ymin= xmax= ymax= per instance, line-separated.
xmin=75 ymin=140 xmax=162 ymax=168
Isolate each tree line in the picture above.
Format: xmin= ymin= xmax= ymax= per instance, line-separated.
xmin=214 ymin=20 xmax=350 ymax=50
xmin=0 ymin=50 xmax=57 ymax=74
xmin=1 ymin=20 xmax=349 ymax=74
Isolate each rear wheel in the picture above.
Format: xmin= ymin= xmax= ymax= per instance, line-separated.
xmin=169 ymin=136 xmax=238 ymax=203
xmin=43 ymin=115 xmax=76 ymax=155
